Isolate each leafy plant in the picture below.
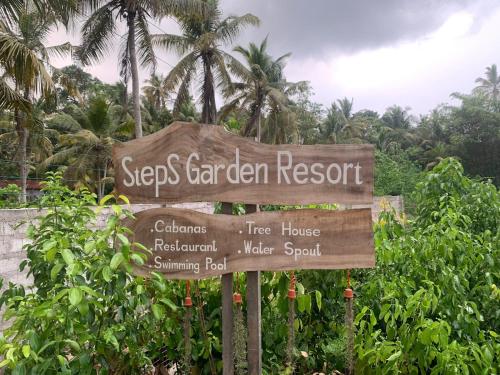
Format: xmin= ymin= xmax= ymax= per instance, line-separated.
xmin=0 ymin=173 xmax=177 ymax=374
xmin=0 ymin=184 xmax=21 ymax=208
xmin=354 ymin=158 xmax=500 ymax=373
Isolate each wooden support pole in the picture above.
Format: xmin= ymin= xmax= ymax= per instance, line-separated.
xmin=221 ymin=202 xmax=234 ymax=375
xmin=245 ymin=204 xmax=262 ymax=374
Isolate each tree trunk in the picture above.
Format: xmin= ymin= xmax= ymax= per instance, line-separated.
xmin=201 ymin=56 xmax=216 ymax=124
xmin=15 ymin=86 xmax=30 ymax=203
xmin=243 ymin=94 xmax=263 ymax=137
xmin=15 ymin=109 xmax=28 ymax=203
xmin=128 ymin=13 xmax=142 ymax=138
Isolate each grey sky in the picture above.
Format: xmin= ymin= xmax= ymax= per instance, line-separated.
xmin=50 ymin=0 xmax=500 ymax=116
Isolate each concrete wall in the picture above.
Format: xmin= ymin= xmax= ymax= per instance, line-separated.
xmin=340 ymin=195 xmax=404 ymax=221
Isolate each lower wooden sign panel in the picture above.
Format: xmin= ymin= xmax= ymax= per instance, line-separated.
xmin=126 ymin=208 xmax=375 ymax=279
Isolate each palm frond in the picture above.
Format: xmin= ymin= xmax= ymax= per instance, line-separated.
xmin=155 ymin=0 xmax=207 ymax=18
xmin=216 ymin=14 xmax=259 ymax=45
xmin=0 ymin=0 xmax=22 ymax=27
xmin=0 ymin=32 xmax=54 ymax=95
xmin=118 ymin=33 xmax=130 ymax=83
xmin=77 ymin=1 xmax=115 ymax=65
xmin=136 ymin=10 xmax=157 ymax=71
xmin=267 ymin=87 xmax=288 ymax=110
xmin=212 ymin=50 xmax=232 ymax=90
xmin=151 ymin=33 xmax=192 ymax=55
xmin=45 ymin=42 xmax=73 ymax=59
xmin=163 ymin=50 xmax=198 ymax=92
xmin=173 ymin=73 xmax=192 ymax=115
xmin=0 ymin=78 xmax=31 ymax=111
xmin=223 ymin=51 xmax=253 ymax=83
xmin=39 ymin=145 xmax=79 ymax=171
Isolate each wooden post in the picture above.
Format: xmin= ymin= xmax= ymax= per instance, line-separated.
xmin=221 ymin=202 xmax=234 ymax=375
xmin=245 ymin=204 xmax=262 ymax=374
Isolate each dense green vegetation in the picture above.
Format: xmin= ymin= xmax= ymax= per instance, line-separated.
xmin=1 ymin=160 xmax=498 ymax=374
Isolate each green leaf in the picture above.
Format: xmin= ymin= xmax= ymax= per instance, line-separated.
xmin=22 ymin=345 xmax=30 ymax=358
xmin=42 ymin=240 xmax=57 ymax=252
xmin=387 ymin=350 xmax=402 ymax=362
xmin=61 ymin=249 xmax=75 ymax=265
xmin=355 ymin=306 xmax=370 ymax=325
xmin=297 ymin=294 xmax=311 ymax=313
xmin=369 ymin=311 xmax=377 ymax=327
xmin=110 ymin=252 xmax=124 ymax=270
xmin=57 ymin=354 xmax=67 ymax=366
xmin=84 ymin=241 xmax=95 ymax=254
xmin=315 ymin=290 xmax=322 ymax=311
xmin=102 ymin=266 xmax=112 ymax=282
xmin=131 ymin=253 xmax=144 ymax=266
xmin=69 ymin=288 xmax=83 ymax=306
xmin=50 ymin=263 xmax=64 ymax=280
xmin=64 ymin=339 xmax=81 ymax=352
xmin=152 ymin=304 xmax=165 ymax=320
xmin=79 ymin=286 xmax=103 ymax=299
xmin=0 ymin=359 xmax=9 ymax=368
xmin=118 ymin=194 xmax=130 ymax=204
xmin=297 ymin=282 xmax=305 ymax=295
xmin=117 ymin=233 xmax=129 ymax=246
xmin=160 ymin=298 xmax=178 ymax=311
xmin=99 ymin=195 xmax=114 ymax=206
xmin=46 ymin=246 xmax=58 ymax=262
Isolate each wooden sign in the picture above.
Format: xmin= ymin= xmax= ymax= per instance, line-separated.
xmin=125 ymin=207 xmax=375 ymax=279
xmin=113 ymin=122 xmax=374 ymax=205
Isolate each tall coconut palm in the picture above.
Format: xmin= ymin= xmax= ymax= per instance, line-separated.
xmin=375 ymin=106 xmax=416 ymax=151
xmin=153 ymin=0 xmax=259 ymax=124
xmin=78 ymin=0 xmax=205 ymax=139
xmin=320 ymin=98 xmax=366 ymax=144
xmin=222 ymin=38 xmax=306 ymax=140
xmin=474 ymin=64 xmax=500 ymax=101
xmin=225 ymin=38 xmax=289 ymax=137
xmin=0 ymin=3 xmax=72 ymax=202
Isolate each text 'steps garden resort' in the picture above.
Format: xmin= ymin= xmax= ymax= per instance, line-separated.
xmin=0 ymin=1 xmax=498 ymax=374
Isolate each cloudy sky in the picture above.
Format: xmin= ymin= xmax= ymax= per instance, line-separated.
xmin=50 ymin=0 xmax=500 ymax=116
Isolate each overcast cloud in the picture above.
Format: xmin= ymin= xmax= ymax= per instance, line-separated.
xmin=221 ymin=0 xmax=480 ymax=56
xmin=50 ymin=0 xmax=500 ymax=116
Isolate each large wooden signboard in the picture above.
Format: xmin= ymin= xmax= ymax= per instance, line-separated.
xmin=126 ymin=207 xmax=375 ymax=279
xmin=113 ymin=122 xmax=374 ymax=205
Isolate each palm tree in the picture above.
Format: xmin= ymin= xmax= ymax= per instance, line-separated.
xmin=224 ymin=38 xmax=289 ymax=138
xmin=320 ymin=98 xmax=366 ymax=144
xmin=474 ymin=64 xmax=500 ymax=101
xmin=41 ymin=97 xmax=130 ymax=200
xmin=153 ymin=0 xmax=259 ymax=124
xmin=381 ymin=105 xmax=412 ymax=130
xmin=0 ymin=3 xmax=72 ymax=202
xmin=142 ymin=73 xmax=168 ymax=111
xmin=78 ymin=0 xmax=205 ymax=139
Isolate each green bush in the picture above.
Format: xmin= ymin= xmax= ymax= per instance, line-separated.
xmin=0 ymin=184 xmax=21 ymax=208
xmin=0 ymin=173 xmax=181 ymax=374
xmin=355 ymin=158 xmax=500 ymax=373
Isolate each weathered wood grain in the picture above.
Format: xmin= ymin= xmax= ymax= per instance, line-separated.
xmin=125 ymin=207 xmax=375 ymax=279
xmin=113 ymin=122 xmax=374 ymax=205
